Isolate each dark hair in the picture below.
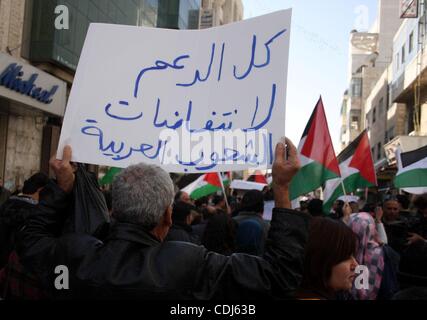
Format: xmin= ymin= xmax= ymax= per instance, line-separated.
xmin=212 ymin=194 xmax=225 ymax=206
xmin=172 ymin=201 xmax=196 ymax=223
xmin=239 ymin=190 xmax=264 ymax=213
xmin=397 ymin=194 xmax=410 ymax=210
xmin=194 ymin=197 xmax=209 ymax=208
xmin=22 ymin=173 xmax=49 ymax=195
xmin=362 ymin=203 xmax=376 ymax=214
xmin=202 ymin=212 xmax=237 ymax=255
xmin=174 ymin=191 xmax=184 ymax=204
xmin=383 ymin=196 xmax=399 ymax=204
xmin=333 ymin=200 xmax=345 ymax=219
xmin=301 ymin=218 xmax=358 ymax=296
xmin=201 ymin=206 xmax=217 ymax=220
xmin=414 ymin=194 xmax=427 ymax=211
xmin=307 ymin=199 xmax=323 ymax=217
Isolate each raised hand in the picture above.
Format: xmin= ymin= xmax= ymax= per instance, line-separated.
xmin=49 ymin=145 xmax=75 ymax=193
xmin=272 ymin=137 xmax=300 ymax=209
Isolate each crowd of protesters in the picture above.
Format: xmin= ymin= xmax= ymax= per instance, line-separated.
xmin=0 ymin=138 xmax=426 ymax=300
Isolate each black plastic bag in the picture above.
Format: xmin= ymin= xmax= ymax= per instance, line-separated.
xmin=63 ymin=164 xmax=110 ymax=235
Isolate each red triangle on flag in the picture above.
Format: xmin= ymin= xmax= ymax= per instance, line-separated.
xmin=349 ymin=131 xmax=377 ymax=185
xmin=300 ymin=97 xmax=340 ymax=176
xmin=254 ymin=171 xmax=267 ymax=184
xmin=204 ymin=173 xmax=222 ymax=188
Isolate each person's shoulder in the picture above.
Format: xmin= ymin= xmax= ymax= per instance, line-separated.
xmin=271 ymin=208 xmax=311 ymax=222
xmin=0 ymin=197 xmax=36 ymax=220
xmin=157 ymin=240 xmax=208 ymax=262
xmin=56 ymin=233 xmax=103 ymax=257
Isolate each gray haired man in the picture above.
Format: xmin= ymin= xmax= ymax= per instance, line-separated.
xmin=17 ymin=138 xmax=309 ymax=299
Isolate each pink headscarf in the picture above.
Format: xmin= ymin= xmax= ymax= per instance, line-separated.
xmin=348 ymin=212 xmax=385 ymax=300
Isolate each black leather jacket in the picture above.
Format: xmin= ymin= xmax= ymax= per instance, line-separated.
xmin=0 ymin=196 xmax=38 ymax=269
xmin=17 ymin=181 xmax=309 ymax=300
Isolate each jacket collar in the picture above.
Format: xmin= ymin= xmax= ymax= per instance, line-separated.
xmin=172 ymin=222 xmax=193 ymax=233
xmin=106 ymin=222 xmax=160 ymax=247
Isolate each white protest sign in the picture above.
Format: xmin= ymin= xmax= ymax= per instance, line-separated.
xmin=58 ymin=10 xmax=291 ymax=173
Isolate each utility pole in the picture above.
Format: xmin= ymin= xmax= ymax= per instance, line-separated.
xmin=415 ymin=0 xmax=426 ymax=134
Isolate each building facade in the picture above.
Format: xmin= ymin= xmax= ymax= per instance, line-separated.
xmin=340 ymin=0 xmax=402 ymax=151
xmin=0 ymin=0 xmax=202 ymax=192
xmin=341 ymin=0 xmax=427 ymax=191
xmin=199 ymin=0 xmax=243 ymax=29
xmin=383 ymin=0 xmax=427 ymax=177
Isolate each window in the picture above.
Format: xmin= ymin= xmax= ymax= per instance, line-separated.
xmin=409 ymin=31 xmax=414 ymax=54
xmin=351 ymin=78 xmax=362 ymax=97
xmin=379 ymin=98 xmax=384 ymax=114
xmin=387 ymin=87 xmax=393 ymax=111
xmin=396 ymin=52 xmax=400 ymax=70
xmin=402 ymin=45 xmax=406 ymax=64
xmin=371 ymin=147 xmax=376 ymax=160
xmin=377 ymin=142 xmax=382 ymax=160
xmin=387 ymin=127 xmax=395 ymax=142
xmin=373 ymin=107 xmax=376 ymax=123
xmin=351 ymin=116 xmax=359 ymax=130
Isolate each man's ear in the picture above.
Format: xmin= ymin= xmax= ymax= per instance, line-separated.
xmin=164 ymin=205 xmax=173 ymax=227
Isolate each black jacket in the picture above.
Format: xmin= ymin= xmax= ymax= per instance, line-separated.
xmin=165 ymin=223 xmax=201 ymax=245
xmin=17 ymin=181 xmax=310 ymax=300
xmin=0 ymin=196 xmax=39 ymax=269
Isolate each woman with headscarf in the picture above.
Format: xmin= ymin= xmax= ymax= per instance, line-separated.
xmin=348 ymin=212 xmax=400 ymax=300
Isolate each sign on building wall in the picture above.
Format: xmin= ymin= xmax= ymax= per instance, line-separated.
xmin=400 ymin=0 xmax=419 ymax=19
xmin=58 ymin=10 xmax=292 ymax=173
xmin=0 ymin=53 xmax=67 ymax=117
xmin=200 ymin=9 xmax=214 ymax=29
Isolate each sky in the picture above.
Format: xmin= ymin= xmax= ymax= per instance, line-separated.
xmin=242 ymin=0 xmax=378 ymax=152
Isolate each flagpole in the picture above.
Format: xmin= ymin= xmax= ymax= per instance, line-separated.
xmin=340 ymin=181 xmax=347 ymax=197
xmin=218 ymin=172 xmax=230 ymax=213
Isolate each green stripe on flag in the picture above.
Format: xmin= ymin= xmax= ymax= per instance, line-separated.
xmin=290 ymin=161 xmax=339 ymax=200
xmin=395 ymin=169 xmax=427 ymax=188
xmin=190 ymin=184 xmax=221 ymax=200
xmin=323 ymin=173 xmax=374 ymax=214
xmin=323 ymin=182 xmax=344 ymax=215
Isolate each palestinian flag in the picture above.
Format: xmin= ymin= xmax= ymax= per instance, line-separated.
xmin=323 ymin=130 xmax=377 ymax=214
xmin=289 ymin=97 xmax=341 ymax=201
xmin=395 ymin=145 xmax=427 ymax=193
xmin=247 ymin=171 xmax=268 ymax=184
xmin=182 ymin=173 xmax=229 ymax=200
xmin=99 ymin=167 xmax=122 ymax=186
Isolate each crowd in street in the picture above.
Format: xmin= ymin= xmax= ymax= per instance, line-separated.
xmin=0 ymin=138 xmax=426 ymax=300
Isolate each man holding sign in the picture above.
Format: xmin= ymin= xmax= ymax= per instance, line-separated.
xmin=14 ymin=10 xmax=306 ymax=300
xmin=16 ymin=138 xmax=309 ymax=299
